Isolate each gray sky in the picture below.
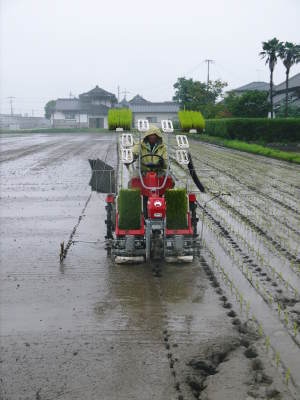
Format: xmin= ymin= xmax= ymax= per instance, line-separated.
xmin=1 ymin=0 xmax=300 ymax=116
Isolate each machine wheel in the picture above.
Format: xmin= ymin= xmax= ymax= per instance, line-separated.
xmin=105 ymin=203 xmax=113 ymax=239
xmin=145 ymin=221 xmax=151 ymax=263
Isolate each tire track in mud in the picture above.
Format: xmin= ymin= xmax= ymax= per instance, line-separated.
xmin=151 ymin=260 xmax=292 ymax=399
xmin=0 ymin=141 xmax=63 ymax=164
xmin=151 ymin=264 xmax=185 ymax=399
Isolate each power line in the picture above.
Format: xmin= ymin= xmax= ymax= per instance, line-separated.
xmin=121 ymin=89 xmax=130 ymax=100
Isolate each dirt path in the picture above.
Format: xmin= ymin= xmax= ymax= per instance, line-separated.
xmin=0 ymin=133 xmax=299 ymax=400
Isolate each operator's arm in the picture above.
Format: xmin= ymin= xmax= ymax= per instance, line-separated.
xmin=132 ymin=143 xmax=139 ymax=161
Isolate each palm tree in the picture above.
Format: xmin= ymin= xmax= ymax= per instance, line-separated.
xmin=278 ymin=42 xmax=300 ymax=117
xmin=260 ymin=38 xmax=282 ymax=118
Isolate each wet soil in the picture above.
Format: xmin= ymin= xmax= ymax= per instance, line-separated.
xmin=0 ymin=132 xmax=299 ymax=399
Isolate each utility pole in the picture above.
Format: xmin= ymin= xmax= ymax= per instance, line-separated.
xmin=7 ymin=96 xmax=16 ymax=115
xmin=117 ymin=85 xmax=120 ymax=103
xmin=204 ymin=59 xmax=214 ymax=86
xmin=121 ymin=89 xmax=130 ymax=101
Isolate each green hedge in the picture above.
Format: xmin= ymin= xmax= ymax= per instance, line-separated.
xmin=178 ymin=110 xmax=205 ymax=133
xmin=165 ymin=189 xmax=188 ymax=229
xmin=118 ymin=189 xmax=141 ymax=229
xmin=205 ymin=118 xmax=300 ymax=142
xmin=108 ymin=108 xmax=132 ymax=130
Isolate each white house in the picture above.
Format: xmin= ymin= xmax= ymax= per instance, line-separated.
xmin=50 ymin=87 xmax=179 ymax=129
xmin=51 ymin=86 xmax=117 ymax=128
xmin=120 ymin=94 xmax=179 ymax=128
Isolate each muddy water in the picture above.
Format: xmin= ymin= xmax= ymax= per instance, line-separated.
xmin=0 ymin=133 xmax=298 ymax=400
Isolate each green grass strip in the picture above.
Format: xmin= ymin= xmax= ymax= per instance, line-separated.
xmin=188 ymin=134 xmax=300 ymax=164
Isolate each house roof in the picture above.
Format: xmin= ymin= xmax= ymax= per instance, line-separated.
xmin=55 ymin=99 xmax=81 ymax=111
xmin=231 ymin=81 xmax=269 ymax=92
xmin=274 ymin=72 xmax=300 ymax=93
xmin=55 ymin=98 xmax=109 ymax=114
xmin=130 ymin=102 xmax=179 ymax=113
xmin=129 ymin=94 xmax=150 ymax=104
xmin=79 ymin=85 xmax=117 ymax=100
xmin=118 ymin=97 xmax=130 ymax=107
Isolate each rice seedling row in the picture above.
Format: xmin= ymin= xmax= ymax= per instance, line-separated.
xmin=197 ymin=214 xmax=300 ymax=395
xmin=199 ymin=203 xmax=300 ymax=347
xmin=188 ymin=141 xmax=300 ymax=209
xmin=190 ymin=150 xmax=300 ymax=217
xmin=200 ymin=169 xmax=300 ymax=258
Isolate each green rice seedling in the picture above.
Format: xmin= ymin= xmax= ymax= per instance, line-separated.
xmin=269 ymin=293 xmax=273 ymax=305
xmin=294 ymin=322 xmax=298 ymax=337
xmin=259 ymin=323 xmax=263 ymax=337
xmin=284 ymin=311 xmax=289 ymax=326
xmin=246 ymin=301 xmax=250 ymax=318
xmin=108 ymin=108 xmax=132 ymax=130
xmin=165 ymin=189 xmax=188 ymax=229
xmin=286 ymin=368 xmax=291 ymax=385
xmin=118 ymin=189 xmax=141 ymax=229
xmin=249 ymin=272 xmax=253 ymax=284
xmin=278 ymin=304 xmax=281 ymax=317
xmin=276 ymin=352 xmax=280 ymax=368
xmin=266 ymin=336 xmax=270 ymax=352
xmin=178 ymin=110 xmax=205 ymax=133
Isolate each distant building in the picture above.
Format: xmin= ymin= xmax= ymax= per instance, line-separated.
xmin=228 ymin=81 xmax=270 ymax=96
xmin=51 ymin=87 xmax=179 ymax=129
xmin=119 ymin=94 xmax=179 ymax=128
xmin=0 ymin=114 xmax=50 ymax=130
xmin=51 ymin=85 xmax=117 ymax=128
xmin=229 ymin=73 xmax=300 ymax=110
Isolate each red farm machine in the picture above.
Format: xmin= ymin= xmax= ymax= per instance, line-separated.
xmin=89 ymin=120 xmax=205 ymax=264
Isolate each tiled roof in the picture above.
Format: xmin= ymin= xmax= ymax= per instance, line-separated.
xmin=55 ymin=99 xmax=81 ymax=111
xmin=130 ymin=103 xmax=179 ymax=113
xmin=55 ymin=99 xmax=109 ymax=114
xmin=274 ymin=72 xmax=300 ymax=92
xmin=231 ymin=82 xmax=269 ymax=92
xmin=129 ymin=94 xmax=150 ymax=104
xmin=80 ymin=85 xmax=117 ymax=100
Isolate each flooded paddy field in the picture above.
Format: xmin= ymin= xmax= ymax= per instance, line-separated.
xmin=0 ymin=132 xmax=299 ymax=400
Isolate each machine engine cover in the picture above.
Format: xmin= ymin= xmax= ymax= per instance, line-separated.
xmin=147 ymin=197 xmax=166 ymax=219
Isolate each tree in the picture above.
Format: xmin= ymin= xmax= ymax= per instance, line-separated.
xmin=259 ymin=38 xmax=282 ymax=118
xmin=278 ymin=42 xmax=300 ymax=117
xmin=224 ymin=91 xmax=269 ymax=117
xmin=173 ymin=77 xmax=227 ymax=117
xmin=276 ymin=104 xmax=300 ymax=117
xmin=44 ymin=100 xmax=56 ymax=119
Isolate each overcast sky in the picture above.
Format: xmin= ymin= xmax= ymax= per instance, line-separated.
xmin=1 ymin=0 xmax=300 ymax=116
